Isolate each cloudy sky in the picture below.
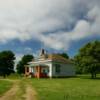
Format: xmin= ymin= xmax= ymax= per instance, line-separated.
xmin=0 ymin=0 xmax=100 ymax=60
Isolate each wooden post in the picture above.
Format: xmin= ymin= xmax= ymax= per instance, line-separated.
xmin=37 ymin=66 xmax=41 ymax=79
xmin=36 ymin=66 xmax=38 ymax=78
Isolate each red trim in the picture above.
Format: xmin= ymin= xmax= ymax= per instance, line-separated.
xmin=34 ymin=66 xmax=48 ymax=78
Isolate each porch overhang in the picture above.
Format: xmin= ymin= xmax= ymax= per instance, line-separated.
xmin=28 ymin=63 xmax=49 ymax=67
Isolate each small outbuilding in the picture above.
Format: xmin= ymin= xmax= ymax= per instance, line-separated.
xmin=25 ymin=49 xmax=75 ymax=78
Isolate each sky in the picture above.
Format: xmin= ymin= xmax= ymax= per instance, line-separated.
xmin=0 ymin=0 xmax=100 ymax=62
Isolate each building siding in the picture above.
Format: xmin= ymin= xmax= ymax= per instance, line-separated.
xmin=52 ymin=62 xmax=75 ymax=77
xmin=27 ymin=61 xmax=75 ymax=78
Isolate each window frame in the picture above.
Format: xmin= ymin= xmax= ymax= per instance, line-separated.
xmin=55 ymin=64 xmax=61 ymax=73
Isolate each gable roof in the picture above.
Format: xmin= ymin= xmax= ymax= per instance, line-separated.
xmin=47 ymin=54 xmax=72 ymax=64
xmin=31 ymin=54 xmax=73 ymax=64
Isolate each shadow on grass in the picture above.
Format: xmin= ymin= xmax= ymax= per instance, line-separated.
xmin=76 ymin=74 xmax=100 ymax=80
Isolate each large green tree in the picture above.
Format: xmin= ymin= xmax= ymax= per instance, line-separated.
xmin=0 ymin=50 xmax=15 ymax=77
xmin=16 ymin=55 xmax=34 ymax=74
xmin=58 ymin=52 xmax=69 ymax=59
xmin=74 ymin=41 xmax=100 ymax=78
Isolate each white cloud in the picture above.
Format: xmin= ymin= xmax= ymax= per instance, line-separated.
xmin=24 ymin=47 xmax=33 ymax=54
xmin=15 ymin=53 xmax=23 ymax=63
xmin=0 ymin=0 xmax=100 ymax=50
xmin=14 ymin=53 xmax=23 ymax=71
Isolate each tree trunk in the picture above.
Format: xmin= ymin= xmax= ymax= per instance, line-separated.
xmin=94 ymin=73 xmax=96 ymax=78
xmin=91 ymin=73 xmax=96 ymax=79
xmin=91 ymin=73 xmax=94 ymax=79
xmin=3 ymin=74 xmax=6 ymax=78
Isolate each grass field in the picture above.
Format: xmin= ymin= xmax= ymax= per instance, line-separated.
xmin=0 ymin=75 xmax=100 ymax=100
xmin=30 ymin=76 xmax=100 ymax=100
xmin=0 ymin=80 xmax=12 ymax=97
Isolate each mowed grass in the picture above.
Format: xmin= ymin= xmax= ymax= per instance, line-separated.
xmin=30 ymin=76 xmax=100 ymax=100
xmin=0 ymin=80 xmax=12 ymax=96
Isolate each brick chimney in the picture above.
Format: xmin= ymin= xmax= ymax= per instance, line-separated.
xmin=40 ymin=49 xmax=45 ymax=56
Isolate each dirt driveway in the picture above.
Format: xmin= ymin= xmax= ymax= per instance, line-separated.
xmin=0 ymin=79 xmax=37 ymax=100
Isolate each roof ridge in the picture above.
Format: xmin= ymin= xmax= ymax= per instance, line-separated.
xmin=47 ymin=54 xmax=72 ymax=64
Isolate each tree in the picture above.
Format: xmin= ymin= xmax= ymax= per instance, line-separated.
xmin=16 ymin=55 xmax=34 ymax=74
xmin=58 ymin=53 xmax=69 ymax=59
xmin=0 ymin=50 xmax=15 ymax=77
xmin=74 ymin=41 xmax=100 ymax=78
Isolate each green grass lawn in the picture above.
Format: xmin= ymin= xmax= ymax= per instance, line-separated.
xmin=0 ymin=80 xmax=13 ymax=96
xmin=30 ymin=76 xmax=100 ymax=100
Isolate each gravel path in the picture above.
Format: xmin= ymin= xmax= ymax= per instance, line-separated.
xmin=0 ymin=79 xmax=37 ymax=100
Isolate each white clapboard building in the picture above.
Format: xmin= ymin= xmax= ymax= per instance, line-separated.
xmin=25 ymin=49 xmax=75 ymax=78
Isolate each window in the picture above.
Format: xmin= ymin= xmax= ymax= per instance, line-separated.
xmin=42 ymin=68 xmax=49 ymax=74
xmin=27 ymin=67 xmax=29 ymax=72
xmin=43 ymin=69 xmax=46 ymax=74
xmin=55 ymin=64 xmax=61 ymax=73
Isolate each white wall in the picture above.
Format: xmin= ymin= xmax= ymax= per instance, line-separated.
xmin=29 ymin=67 xmax=34 ymax=73
xmin=52 ymin=62 xmax=75 ymax=77
xmin=28 ymin=61 xmax=75 ymax=78
xmin=43 ymin=62 xmax=52 ymax=78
